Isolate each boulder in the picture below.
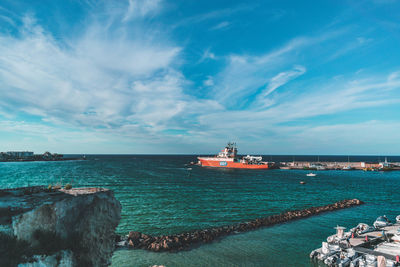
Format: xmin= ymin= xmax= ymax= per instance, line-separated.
xmin=1 ymin=187 xmax=121 ymax=267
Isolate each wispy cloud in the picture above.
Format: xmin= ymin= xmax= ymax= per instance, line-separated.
xmin=122 ymin=0 xmax=162 ymax=22
xmin=261 ymin=66 xmax=306 ymax=98
xmin=0 ymin=11 xmax=223 ymax=142
xmin=210 ymin=30 xmax=344 ymax=107
xmin=198 ymin=48 xmax=216 ymax=63
xmin=197 ymin=71 xmax=400 ymax=146
xmin=210 ymin=21 xmax=230 ymax=30
xmin=203 ymin=76 xmax=214 ymax=87
xmin=172 ymin=4 xmax=253 ymax=29
xmin=329 ymin=36 xmax=373 ymax=60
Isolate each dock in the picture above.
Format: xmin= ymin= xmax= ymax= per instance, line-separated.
xmin=353 ymin=246 xmax=397 ymax=261
xmin=278 ymin=160 xmax=400 ymax=171
xmin=310 ymin=216 xmax=400 ymax=266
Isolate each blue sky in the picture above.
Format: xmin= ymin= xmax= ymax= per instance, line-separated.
xmin=0 ymin=0 xmax=400 ymax=154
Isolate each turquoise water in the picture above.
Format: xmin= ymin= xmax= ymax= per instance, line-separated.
xmin=0 ymin=155 xmax=399 ymax=266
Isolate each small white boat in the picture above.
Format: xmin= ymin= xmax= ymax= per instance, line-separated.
xmin=317 ymin=242 xmax=340 ymax=261
xmin=373 ymin=215 xmax=392 ymax=228
xmin=350 ymin=223 xmax=375 ymax=235
xmin=307 ymin=173 xmax=317 ymax=177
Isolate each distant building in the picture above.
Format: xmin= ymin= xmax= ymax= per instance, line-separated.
xmin=6 ymin=151 xmax=34 ymax=158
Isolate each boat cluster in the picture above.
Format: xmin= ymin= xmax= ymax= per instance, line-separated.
xmin=310 ymin=215 xmax=400 ymax=266
xmin=116 ymin=199 xmax=363 ymax=252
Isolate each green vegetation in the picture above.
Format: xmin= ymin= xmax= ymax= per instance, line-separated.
xmin=64 ymin=183 xmax=72 ymax=190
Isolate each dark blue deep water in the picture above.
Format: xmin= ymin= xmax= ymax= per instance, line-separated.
xmin=1 ymin=155 xmax=399 ymax=266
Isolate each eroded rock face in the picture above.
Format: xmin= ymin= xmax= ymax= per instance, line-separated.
xmin=2 ymin=187 xmax=121 ymax=267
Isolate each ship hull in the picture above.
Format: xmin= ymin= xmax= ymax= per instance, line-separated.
xmin=198 ymin=158 xmax=269 ymax=169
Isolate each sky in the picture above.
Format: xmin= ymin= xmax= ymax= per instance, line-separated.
xmin=0 ymin=0 xmax=400 ymax=154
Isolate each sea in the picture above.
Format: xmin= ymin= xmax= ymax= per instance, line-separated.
xmin=1 ymin=155 xmax=399 ymax=266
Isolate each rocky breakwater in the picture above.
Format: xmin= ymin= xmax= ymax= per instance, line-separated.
xmin=119 ymin=199 xmax=364 ymax=252
xmin=0 ymin=186 xmax=121 ymax=267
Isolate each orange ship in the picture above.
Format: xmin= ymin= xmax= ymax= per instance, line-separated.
xmin=197 ymin=142 xmax=270 ymax=169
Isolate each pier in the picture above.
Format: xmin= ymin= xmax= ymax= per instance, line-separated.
xmin=278 ymin=160 xmax=400 ymax=171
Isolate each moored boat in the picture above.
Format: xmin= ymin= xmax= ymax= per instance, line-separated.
xmin=373 ymin=215 xmax=392 ymax=228
xmin=197 ymin=142 xmax=270 ymax=169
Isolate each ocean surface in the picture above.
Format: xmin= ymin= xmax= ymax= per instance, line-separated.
xmin=1 ymin=155 xmax=399 ymax=266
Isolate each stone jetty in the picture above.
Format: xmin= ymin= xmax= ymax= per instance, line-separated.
xmin=119 ymin=199 xmax=364 ymax=252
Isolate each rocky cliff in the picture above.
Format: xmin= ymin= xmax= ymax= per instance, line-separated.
xmin=0 ymin=186 xmax=121 ymax=267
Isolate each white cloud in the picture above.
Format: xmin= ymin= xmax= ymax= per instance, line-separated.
xmin=172 ymin=4 xmax=253 ymax=29
xmin=261 ymin=65 xmax=306 ymax=97
xmin=0 ymin=11 xmax=226 ymax=148
xmin=197 ymin=71 xmax=400 ymax=144
xmin=122 ymin=0 xmax=162 ymax=22
xmin=199 ymin=48 xmax=216 ymax=62
xmin=209 ymin=30 xmax=346 ymax=107
xmin=203 ymin=76 xmax=214 ymax=87
xmin=210 ymin=21 xmax=230 ymax=30
xmin=0 ymin=13 xmax=215 ymax=136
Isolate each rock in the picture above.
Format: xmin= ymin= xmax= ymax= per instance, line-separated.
xmin=128 ymin=231 xmax=141 ymax=240
xmin=18 ymin=250 xmax=74 ymax=267
xmin=141 ymin=233 xmax=150 ymax=239
xmin=162 ymin=239 xmax=170 ymax=249
xmin=1 ymin=187 xmax=121 ymax=267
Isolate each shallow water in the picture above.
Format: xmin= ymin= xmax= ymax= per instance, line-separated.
xmin=0 ymin=155 xmax=399 ymax=266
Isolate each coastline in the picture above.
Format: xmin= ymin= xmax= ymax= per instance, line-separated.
xmin=0 ymin=158 xmax=85 ymax=163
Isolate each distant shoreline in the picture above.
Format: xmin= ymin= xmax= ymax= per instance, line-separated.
xmin=0 ymin=157 xmax=85 ymax=163
xmin=0 ymin=151 xmax=85 ymax=163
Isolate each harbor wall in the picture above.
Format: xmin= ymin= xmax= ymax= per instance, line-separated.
xmin=279 ymin=161 xmax=400 ymax=170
